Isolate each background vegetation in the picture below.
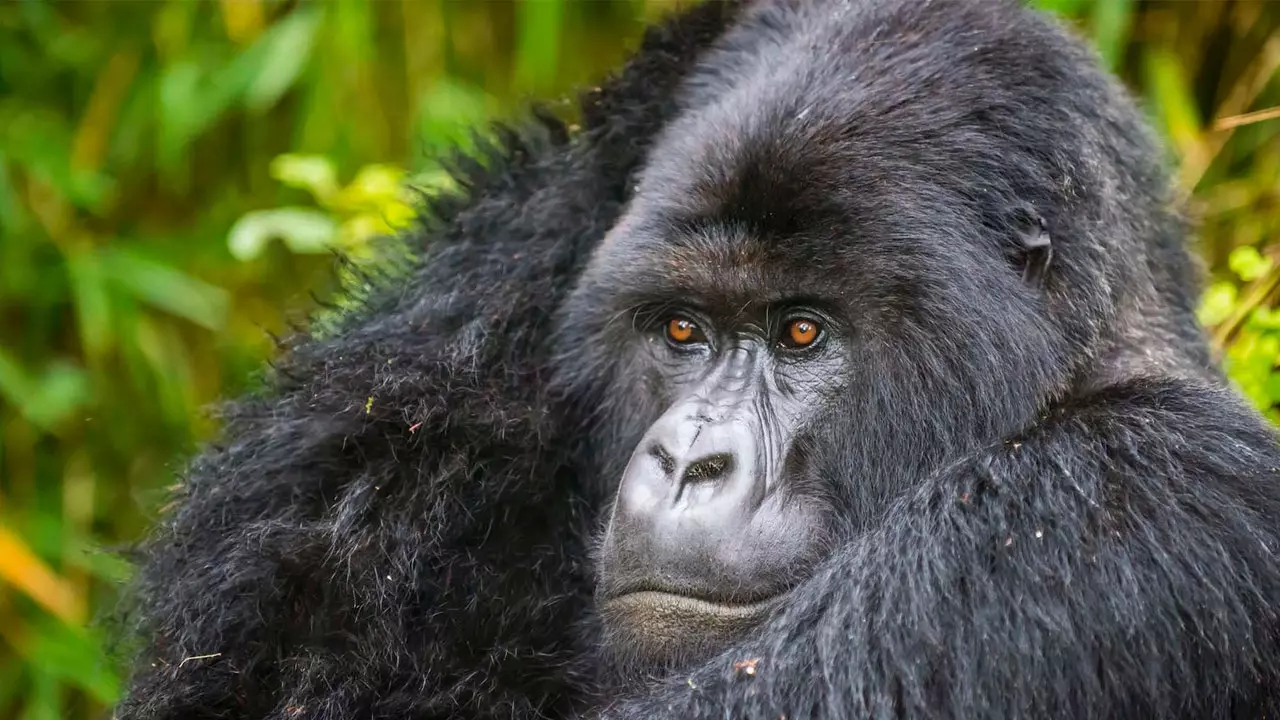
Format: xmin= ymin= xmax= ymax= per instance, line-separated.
xmin=0 ymin=1 xmax=1277 ymax=718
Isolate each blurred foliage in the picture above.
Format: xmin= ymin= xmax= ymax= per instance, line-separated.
xmin=0 ymin=1 xmax=1276 ymax=718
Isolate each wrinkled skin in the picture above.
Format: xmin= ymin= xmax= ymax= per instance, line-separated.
xmin=116 ymin=1 xmax=1280 ymax=719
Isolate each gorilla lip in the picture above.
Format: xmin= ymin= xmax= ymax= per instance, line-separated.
xmin=601 ymin=588 xmax=786 ymax=661
xmin=605 ymin=589 xmax=783 ymax=616
xmin=604 ymin=583 xmax=788 ymax=609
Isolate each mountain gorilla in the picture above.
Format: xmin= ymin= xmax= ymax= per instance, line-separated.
xmin=117 ymin=0 xmax=1280 ymax=718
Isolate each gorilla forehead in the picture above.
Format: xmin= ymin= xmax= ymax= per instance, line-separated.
xmin=590 ymin=0 xmax=1144 ymax=330
xmin=596 ymin=211 xmax=862 ymax=313
xmin=595 ymin=24 xmax=1024 ymax=312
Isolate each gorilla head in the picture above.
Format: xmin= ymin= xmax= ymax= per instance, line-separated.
xmin=554 ymin=0 xmax=1183 ymax=669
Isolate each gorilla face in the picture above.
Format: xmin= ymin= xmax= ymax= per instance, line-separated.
xmin=569 ymin=127 xmax=1060 ymax=667
xmin=567 ymin=189 xmax=857 ymax=665
xmin=595 ymin=274 xmax=847 ymax=663
xmin=570 ymin=166 xmax=1060 ymax=669
xmin=557 ymin=0 xmax=1085 ymax=671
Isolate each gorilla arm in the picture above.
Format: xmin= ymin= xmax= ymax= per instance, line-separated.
xmin=604 ymin=379 xmax=1280 ymax=719
xmin=117 ymin=128 xmax=599 ymax=719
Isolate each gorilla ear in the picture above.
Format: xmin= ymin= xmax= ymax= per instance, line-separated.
xmin=1008 ymin=205 xmax=1053 ymax=287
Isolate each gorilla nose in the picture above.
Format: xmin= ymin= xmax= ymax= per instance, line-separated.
xmin=648 ymin=418 xmax=760 ymax=499
xmin=615 ymin=415 xmax=767 ymax=540
xmin=605 ymin=412 xmax=800 ymax=605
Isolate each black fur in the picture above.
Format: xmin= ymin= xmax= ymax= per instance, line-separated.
xmin=116 ymin=0 xmax=1280 ymax=718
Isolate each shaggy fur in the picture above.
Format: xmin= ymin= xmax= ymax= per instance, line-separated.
xmin=116 ymin=0 xmax=1280 ymax=718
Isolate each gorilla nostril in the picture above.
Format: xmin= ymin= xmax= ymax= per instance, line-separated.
xmin=648 ymin=444 xmax=676 ymax=476
xmin=681 ymin=453 xmax=735 ymax=485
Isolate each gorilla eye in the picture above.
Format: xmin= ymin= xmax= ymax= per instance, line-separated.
xmin=665 ymin=317 xmax=706 ymax=345
xmin=780 ymin=318 xmax=822 ymax=349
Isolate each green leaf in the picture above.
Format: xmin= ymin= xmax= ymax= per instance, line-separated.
xmin=1196 ymin=280 xmax=1237 ymax=327
xmin=227 ymin=207 xmax=339 ymax=261
xmin=242 ymin=7 xmax=323 ymax=113
xmin=0 ymin=103 xmax=115 ymax=211
xmin=1090 ymin=0 xmax=1134 ymax=71
xmin=1247 ymin=307 xmax=1280 ymax=332
xmin=24 ymin=617 xmax=119 ymax=704
xmin=64 ymin=248 xmax=113 ymax=359
xmin=332 ymin=163 xmax=407 ymax=213
xmin=0 ymin=151 xmax=28 ymax=233
xmin=155 ymin=61 xmax=232 ymax=170
xmin=409 ymin=167 xmax=459 ymax=196
xmin=513 ymin=0 xmax=565 ymax=93
xmin=1143 ymin=49 xmax=1201 ymax=160
xmin=100 ymin=247 xmax=229 ymax=330
xmin=331 ymin=0 xmax=376 ymax=63
xmin=414 ymin=79 xmax=493 ymax=158
xmin=132 ymin=314 xmax=195 ymax=424
xmin=0 ymin=351 xmax=90 ymax=432
xmin=1228 ymin=245 xmax=1272 ymax=282
xmin=20 ymin=667 xmax=60 ymax=720
xmin=152 ymin=1 xmax=197 ymax=60
xmin=155 ymin=7 xmax=322 ymax=172
xmin=63 ymin=537 xmax=133 ymax=585
xmin=1265 ymin=372 xmax=1280 ymax=406
xmin=0 ymin=659 xmax=21 ymax=715
xmin=269 ymin=154 xmax=339 ymax=203
xmin=27 ymin=364 xmax=91 ymax=430
xmin=1032 ymin=0 xmax=1090 ymax=16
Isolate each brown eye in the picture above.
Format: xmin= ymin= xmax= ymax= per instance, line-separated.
xmin=665 ymin=317 xmax=702 ymax=344
xmin=782 ymin=318 xmax=821 ymax=348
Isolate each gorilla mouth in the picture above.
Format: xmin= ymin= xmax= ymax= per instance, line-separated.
xmin=608 ymin=588 xmax=785 ymax=613
xmin=600 ymin=586 xmax=787 ymax=663
xmin=603 ymin=577 xmax=790 ymax=609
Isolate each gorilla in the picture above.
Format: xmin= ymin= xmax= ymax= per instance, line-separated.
xmin=117 ymin=0 xmax=1280 ymax=718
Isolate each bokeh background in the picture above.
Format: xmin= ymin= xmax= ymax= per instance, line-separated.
xmin=1 ymin=1 xmax=1278 ymax=717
